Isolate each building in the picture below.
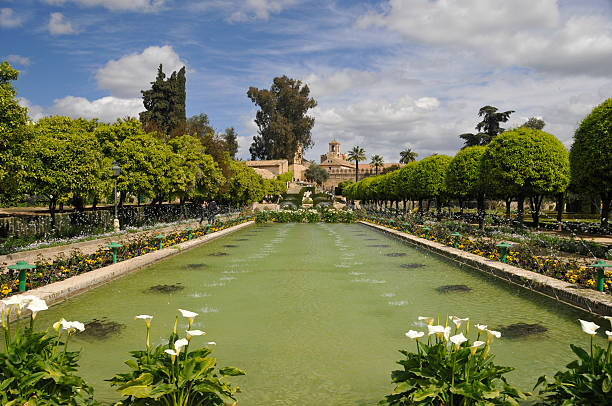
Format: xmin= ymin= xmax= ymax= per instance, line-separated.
xmin=245 ymin=145 xmax=309 ymax=181
xmin=319 ymin=140 xmax=402 ymax=191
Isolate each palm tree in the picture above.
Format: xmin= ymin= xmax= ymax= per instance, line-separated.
xmin=370 ymin=154 xmax=384 ymax=175
xmin=347 ymin=146 xmax=366 ymax=182
xmin=399 ymin=148 xmax=418 ymax=164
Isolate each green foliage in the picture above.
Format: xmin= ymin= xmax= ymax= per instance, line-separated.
xmin=460 ymin=106 xmax=514 ymax=147
xmin=570 ymin=97 xmax=612 ymax=228
xmin=108 ymin=313 xmax=244 ymax=406
xmin=1 ymin=303 xmax=96 ymax=405
xmin=382 ymin=316 xmax=524 ymax=406
xmin=445 ymin=146 xmax=486 ymax=199
xmin=248 ymin=75 xmax=317 ymax=160
xmin=0 ymin=61 xmax=30 ymax=199
xmin=304 ymin=162 xmax=329 ymax=186
xmin=347 ymin=146 xmax=366 ymax=182
xmin=411 ymin=155 xmax=453 ymax=201
xmin=221 ymin=127 xmax=238 ymax=159
xmin=254 ymin=208 xmax=353 ymax=223
xmin=276 ymin=171 xmax=293 ymax=183
xmin=23 ymin=116 xmax=105 ymax=212
xmin=481 ymin=128 xmax=569 ymax=197
xmin=140 ymin=64 xmax=186 ymax=137
xmin=399 ymin=149 xmax=418 ymax=164
xmin=521 ymin=117 xmax=545 ymax=130
xmin=531 ymin=341 xmax=612 ymax=405
xmin=370 ymin=154 xmax=384 ymax=175
xmin=224 ymin=161 xmax=265 ymax=205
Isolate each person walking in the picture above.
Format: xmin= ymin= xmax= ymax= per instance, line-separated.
xmin=199 ymin=201 xmax=208 ymax=225
xmin=208 ymin=200 xmax=218 ymax=224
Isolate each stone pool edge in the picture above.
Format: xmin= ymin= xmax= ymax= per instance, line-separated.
xmin=359 ymin=221 xmax=612 ymax=317
xmin=2 ymin=221 xmax=255 ymax=322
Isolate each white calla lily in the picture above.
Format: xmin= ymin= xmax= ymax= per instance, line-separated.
xmin=579 ymin=319 xmax=599 ymax=336
xmin=443 ymin=326 xmax=451 ymax=341
xmin=186 ymin=330 xmax=206 ymax=340
xmin=60 ymin=320 xmax=85 ymax=333
xmin=405 ymin=330 xmax=425 ymax=340
xmin=207 ymin=341 xmax=216 ymax=346
xmin=178 ymin=309 xmax=198 ymax=319
xmin=26 ymin=298 xmax=48 ymax=319
xmin=418 ymin=316 xmax=434 ymax=325
xmin=604 ymin=316 xmax=612 ymax=330
xmin=475 ymin=324 xmax=487 ymax=332
xmin=427 ymin=325 xmax=445 ymax=335
xmin=449 ymin=333 xmax=467 ymax=349
xmin=53 ymin=318 xmax=66 ymax=332
xmin=449 ymin=316 xmax=469 ymax=329
xmin=486 ymin=329 xmax=501 ymax=343
xmin=164 ymin=349 xmax=178 ymax=356
xmin=174 ymin=338 xmax=189 ymax=352
xmin=135 ymin=314 xmax=153 ymax=327
xmin=469 ymin=341 xmax=485 ymax=355
xmin=605 ymin=331 xmax=612 ymax=342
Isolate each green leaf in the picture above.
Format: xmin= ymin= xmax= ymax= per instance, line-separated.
xmin=219 ymin=366 xmax=246 ymax=377
xmin=117 ymin=372 xmax=154 ymax=398
xmin=392 ymin=381 xmax=414 ymax=394
xmin=603 ymin=375 xmax=612 ymax=393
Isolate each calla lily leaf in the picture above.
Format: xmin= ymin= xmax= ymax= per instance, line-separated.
xmin=219 ymin=366 xmax=246 ymax=376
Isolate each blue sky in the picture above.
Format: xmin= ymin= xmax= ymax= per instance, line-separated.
xmin=2 ymin=0 xmax=612 ymax=162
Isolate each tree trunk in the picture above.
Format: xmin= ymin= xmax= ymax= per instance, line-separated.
xmin=59 ymin=201 xmax=64 ymax=213
xmin=92 ymin=196 xmax=98 ymax=211
xmin=601 ymin=191 xmax=611 ymax=230
xmin=516 ymin=194 xmax=525 ymax=226
xmin=355 ymin=162 xmax=359 ymax=183
xmin=49 ymin=197 xmax=57 ymax=231
xmin=458 ymin=198 xmax=464 ymax=214
xmin=426 ymin=200 xmax=431 ymax=212
xmin=505 ymin=197 xmax=512 ymax=220
xmin=556 ymin=193 xmax=564 ymax=231
xmin=418 ymin=199 xmax=423 ymax=212
xmin=403 ymin=199 xmax=407 ymax=213
xmin=477 ymin=193 xmax=486 ymax=231
xmin=436 ymin=197 xmax=442 ymax=217
xmin=529 ymin=195 xmax=543 ymax=229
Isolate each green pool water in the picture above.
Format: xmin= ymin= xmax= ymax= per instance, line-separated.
xmin=29 ymin=223 xmax=608 ymax=405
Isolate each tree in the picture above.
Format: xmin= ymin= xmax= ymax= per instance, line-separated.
xmin=382 ymin=164 xmax=401 ymax=174
xmin=460 ymin=105 xmax=515 ymax=147
xmin=521 ymin=117 xmax=545 ymax=130
xmin=224 ymin=161 xmax=265 ymax=205
xmin=481 ymin=128 xmax=569 ymax=227
xmin=248 ymin=75 xmax=317 ymax=160
xmin=570 ymin=98 xmax=612 ymax=229
xmin=347 ymin=146 xmax=366 ymax=182
xmin=23 ymin=117 xmax=104 ymax=226
xmin=445 ymin=146 xmax=487 ymax=228
xmin=370 ymin=154 xmax=384 ymax=175
xmin=412 ymin=155 xmax=453 ymax=214
xmin=304 ymin=162 xmax=329 ymax=186
xmin=140 ymin=64 xmax=186 ymax=137
xmin=399 ymin=148 xmax=418 ymax=164
xmin=222 ymin=127 xmax=239 ymax=158
xmin=0 ymin=61 xmax=29 ymax=200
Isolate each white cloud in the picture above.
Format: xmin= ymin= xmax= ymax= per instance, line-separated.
xmin=357 ymin=0 xmax=612 ymax=77
xmin=48 ymin=12 xmax=76 ymax=35
xmin=189 ymin=0 xmax=299 ymax=21
xmin=303 ymin=69 xmax=379 ymax=98
xmin=42 ymin=0 xmax=165 ymax=12
xmin=95 ymin=45 xmax=186 ymax=98
xmin=18 ymin=98 xmax=45 ymax=121
xmin=0 ymin=8 xmax=22 ymax=28
xmin=6 ymin=54 xmax=31 ymax=66
xmin=47 ymin=96 xmax=143 ymax=122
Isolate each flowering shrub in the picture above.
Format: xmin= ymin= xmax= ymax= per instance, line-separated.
xmin=0 ymin=217 xmax=253 ymax=299
xmin=382 ymin=315 xmax=524 ymax=405
xmin=109 ymin=309 xmax=244 ymax=405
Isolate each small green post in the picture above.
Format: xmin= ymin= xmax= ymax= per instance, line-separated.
xmin=451 ymin=232 xmax=462 ymax=248
xmin=186 ymin=227 xmax=192 ymax=240
xmin=402 ymin=222 xmax=410 ymax=232
xmin=154 ymin=234 xmax=165 ymax=250
xmin=7 ymin=261 xmax=36 ymax=292
xmin=422 ymin=226 xmax=431 ymax=239
xmin=205 ymin=224 xmax=211 ymax=234
xmin=495 ymin=242 xmax=513 ymax=263
xmin=105 ymin=242 xmax=123 ymax=264
xmin=389 ymin=219 xmax=395 ymax=228
xmin=587 ymin=260 xmax=611 ymax=292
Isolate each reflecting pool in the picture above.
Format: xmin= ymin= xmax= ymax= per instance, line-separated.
xmin=30 ymin=223 xmax=608 ymax=405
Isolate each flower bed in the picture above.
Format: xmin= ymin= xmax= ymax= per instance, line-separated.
xmin=0 ymin=217 xmax=253 ymax=298
xmin=361 ymin=214 xmax=611 ymax=293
